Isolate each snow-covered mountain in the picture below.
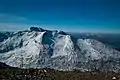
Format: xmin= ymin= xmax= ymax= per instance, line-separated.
xmin=0 ymin=32 xmax=13 ymax=42
xmin=0 ymin=27 xmax=120 ymax=72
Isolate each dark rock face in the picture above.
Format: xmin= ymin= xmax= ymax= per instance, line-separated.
xmin=30 ymin=27 xmax=44 ymax=32
xmin=0 ymin=62 xmax=10 ymax=68
xmin=0 ymin=32 xmax=13 ymax=42
xmin=58 ymin=31 xmax=67 ymax=35
xmin=39 ymin=27 xmax=45 ymax=32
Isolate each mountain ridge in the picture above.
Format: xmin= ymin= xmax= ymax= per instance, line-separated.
xmin=0 ymin=27 xmax=120 ymax=72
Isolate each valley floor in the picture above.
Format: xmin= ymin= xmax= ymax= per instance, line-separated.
xmin=0 ymin=68 xmax=120 ymax=80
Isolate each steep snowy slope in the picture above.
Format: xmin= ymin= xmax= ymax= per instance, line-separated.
xmin=0 ymin=27 xmax=120 ymax=71
xmin=0 ymin=32 xmax=13 ymax=42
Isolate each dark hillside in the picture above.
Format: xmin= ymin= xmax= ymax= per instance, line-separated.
xmin=0 ymin=68 xmax=120 ymax=80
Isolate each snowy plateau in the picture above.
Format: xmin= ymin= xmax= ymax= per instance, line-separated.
xmin=0 ymin=27 xmax=120 ymax=72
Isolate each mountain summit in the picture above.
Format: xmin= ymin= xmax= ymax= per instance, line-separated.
xmin=30 ymin=27 xmax=45 ymax=32
xmin=0 ymin=27 xmax=120 ymax=72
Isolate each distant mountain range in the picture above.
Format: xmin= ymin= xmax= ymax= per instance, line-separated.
xmin=70 ymin=32 xmax=120 ymax=51
xmin=0 ymin=27 xmax=120 ymax=72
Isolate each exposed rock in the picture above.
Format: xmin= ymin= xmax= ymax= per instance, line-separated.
xmin=30 ymin=27 xmax=44 ymax=32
